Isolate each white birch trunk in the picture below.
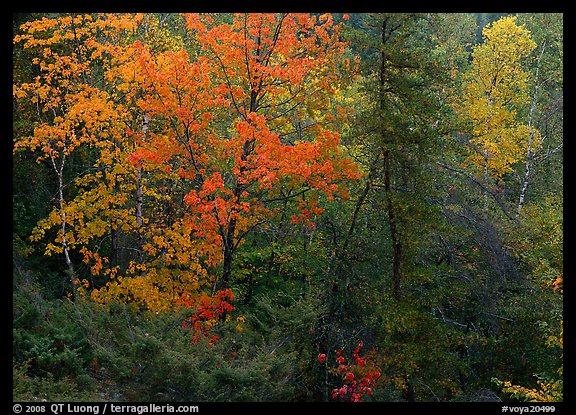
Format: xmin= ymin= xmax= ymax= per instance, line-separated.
xmin=50 ymin=151 xmax=75 ymax=290
xmin=516 ymin=40 xmax=546 ymax=219
xmin=136 ymin=115 xmax=150 ymax=229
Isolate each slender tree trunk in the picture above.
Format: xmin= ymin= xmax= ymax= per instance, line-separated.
xmin=136 ymin=167 xmax=143 ymax=228
xmin=404 ymin=376 xmax=416 ymax=402
xmin=383 ymin=149 xmax=402 ymax=300
xmin=517 ymin=41 xmax=546 ymax=219
xmin=58 ymin=172 xmax=74 ymax=276
xmin=327 ymin=158 xmax=377 ymax=323
xmin=51 ymin=153 xmax=75 ymax=293
xmin=483 ymin=151 xmax=490 ymax=209
xmin=136 ymin=115 xmax=150 ymax=230
xmin=380 ymin=19 xmax=403 ymax=301
xmin=483 ymin=94 xmax=493 ymax=210
xmin=340 ymin=160 xmax=377 ymax=256
xmin=218 ymin=82 xmax=260 ymax=291
xmin=517 ymin=157 xmax=531 ymax=219
xmin=219 ymin=221 xmax=236 ymax=290
xmin=110 ymin=226 xmax=119 ymax=267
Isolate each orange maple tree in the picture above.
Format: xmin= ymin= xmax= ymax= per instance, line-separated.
xmin=129 ymin=13 xmax=360 ymax=290
xmin=14 ymin=13 xmax=359 ymax=313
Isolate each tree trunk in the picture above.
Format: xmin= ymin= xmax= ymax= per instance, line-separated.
xmin=219 ymin=223 xmax=236 ymax=291
xmin=516 ymin=156 xmax=531 ymax=219
xmin=51 ymin=153 xmax=75 ymax=294
xmin=327 ymin=159 xmax=377 ymax=323
xmin=517 ymin=41 xmax=546 ymax=219
xmin=136 ymin=115 xmax=150 ymax=230
xmin=136 ymin=167 xmax=143 ymax=228
xmin=110 ymin=226 xmax=119 ymax=267
xmin=404 ymin=376 xmax=416 ymax=402
xmin=383 ymin=149 xmax=403 ymax=300
xmin=379 ymin=22 xmax=403 ymax=300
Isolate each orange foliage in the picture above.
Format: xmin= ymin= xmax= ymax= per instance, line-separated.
xmin=15 ymin=13 xmax=359 ymax=311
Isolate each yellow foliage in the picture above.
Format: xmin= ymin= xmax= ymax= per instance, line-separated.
xmin=459 ymin=16 xmax=537 ymax=181
xmin=497 ymin=377 xmax=562 ymax=402
xmin=235 ymin=315 xmax=246 ymax=332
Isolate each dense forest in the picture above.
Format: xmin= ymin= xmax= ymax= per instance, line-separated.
xmin=13 ymin=12 xmax=563 ymax=404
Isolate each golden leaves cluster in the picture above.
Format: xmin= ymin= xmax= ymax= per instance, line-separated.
xmin=459 ymin=16 xmax=537 ymax=181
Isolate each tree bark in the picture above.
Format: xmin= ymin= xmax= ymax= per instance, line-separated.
xmin=50 ymin=152 xmax=75 ymax=293
xmin=136 ymin=115 xmax=150 ymax=230
xmin=327 ymin=157 xmax=378 ymax=323
xmin=219 ymin=220 xmax=236 ymax=291
xmin=380 ymin=18 xmax=403 ymax=301
xmin=383 ymin=149 xmax=403 ymax=300
xmin=110 ymin=226 xmax=119 ymax=267
xmin=517 ymin=40 xmax=546 ymax=219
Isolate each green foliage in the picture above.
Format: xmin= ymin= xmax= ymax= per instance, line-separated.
xmin=13 ymin=293 xmax=92 ymax=377
xmin=13 ymin=361 xmax=101 ymax=402
xmin=378 ymin=304 xmax=462 ymax=398
xmin=14 ymin=257 xmax=327 ymax=402
xmin=506 ymin=193 xmax=563 ymax=290
xmin=13 ymin=256 xmax=98 ymax=401
xmin=12 ymin=12 xmax=562 ymax=403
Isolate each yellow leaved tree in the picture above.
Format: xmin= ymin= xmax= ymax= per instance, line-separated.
xmin=459 ymin=16 xmax=537 ymax=182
